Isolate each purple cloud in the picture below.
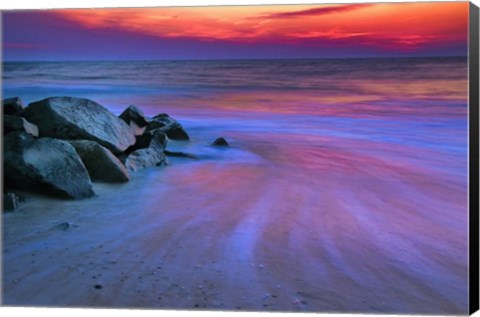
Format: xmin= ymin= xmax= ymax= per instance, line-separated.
xmin=259 ymin=4 xmax=373 ymax=19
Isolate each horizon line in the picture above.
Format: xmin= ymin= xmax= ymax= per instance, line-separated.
xmin=2 ymin=55 xmax=468 ymax=63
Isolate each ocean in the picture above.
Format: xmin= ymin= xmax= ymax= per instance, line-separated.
xmin=2 ymin=57 xmax=470 ymax=313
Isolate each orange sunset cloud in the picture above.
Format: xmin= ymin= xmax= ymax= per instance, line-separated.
xmin=53 ymin=2 xmax=468 ymax=50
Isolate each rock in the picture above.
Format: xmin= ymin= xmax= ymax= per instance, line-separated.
xmin=4 ymin=132 xmax=95 ymax=199
xmin=119 ymin=105 xmax=149 ymax=136
xmin=146 ymin=114 xmax=190 ymax=141
xmin=119 ymin=105 xmax=149 ymax=127
xmin=124 ymin=148 xmax=167 ymax=172
xmin=147 ymin=130 xmax=168 ymax=150
xmin=121 ymin=129 xmax=168 ymax=172
xmin=3 ymin=97 xmax=24 ymax=115
xmin=21 ymin=97 xmax=136 ymax=154
xmin=153 ymin=113 xmax=169 ymax=119
xmin=3 ymin=193 xmax=20 ymax=211
xmin=212 ymin=137 xmax=230 ymax=146
xmin=126 ymin=130 xmax=167 ymax=154
xmin=69 ymin=140 xmax=130 ymax=183
xmin=128 ymin=120 xmax=146 ymax=137
xmin=144 ymin=120 xmax=166 ymax=131
xmin=4 ymin=115 xmax=39 ymax=137
xmin=164 ymin=150 xmax=198 ymax=159
xmin=162 ymin=124 xmax=190 ymax=141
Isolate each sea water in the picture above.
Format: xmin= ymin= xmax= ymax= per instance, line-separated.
xmin=1 ymin=57 xmax=469 ymax=312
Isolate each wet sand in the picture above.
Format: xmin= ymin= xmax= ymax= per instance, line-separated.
xmin=2 ymin=127 xmax=468 ymax=314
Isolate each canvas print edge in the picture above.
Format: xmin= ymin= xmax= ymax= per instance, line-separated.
xmin=1 ymin=0 xmax=477 ymax=315
xmin=469 ymin=1 xmax=480 ymax=314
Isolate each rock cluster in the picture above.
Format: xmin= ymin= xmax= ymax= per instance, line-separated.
xmin=2 ymin=96 xmax=194 ymax=201
xmin=22 ymin=97 xmax=136 ymax=154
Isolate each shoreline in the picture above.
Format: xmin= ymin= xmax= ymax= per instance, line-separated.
xmin=2 ymin=133 xmax=469 ymax=313
xmin=2 ymin=57 xmax=470 ymax=313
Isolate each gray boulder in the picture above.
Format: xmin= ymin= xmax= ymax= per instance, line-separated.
xmin=144 ymin=120 xmax=166 ymax=131
xmin=128 ymin=121 xmax=146 ymax=137
xmin=4 ymin=115 xmax=39 ymax=137
xmin=146 ymin=114 xmax=189 ymax=141
xmin=124 ymin=148 xmax=167 ymax=172
xmin=69 ymin=140 xmax=130 ymax=183
xmin=3 ymin=97 xmax=24 ymax=115
xmin=21 ymin=97 xmax=135 ymax=154
xmin=119 ymin=105 xmax=149 ymax=127
xmin=126 ymin=130 xmax=167 ymax=154
xmin=162 ymin=124 xmax=189 ymax=140
xmin=120 ymin=130 xmax=168 ymax=172
xmin=4 ymin=132 xmax=95 ymax=199
xmin=147 ymin=113 xmax=175 ymax=130
xmin=119 ymin=105 xmax=149 ymax=136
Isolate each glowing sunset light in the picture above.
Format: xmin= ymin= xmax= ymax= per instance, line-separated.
xmin=56 ymin=2 xmax=467 ymax=44
xmin=2 ymin=1 xmax=469 ymax=60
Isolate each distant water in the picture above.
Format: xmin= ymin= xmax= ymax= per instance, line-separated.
xmin=2 ymin=57 xmax=468 ymax=170
xmin=2 ymin=57 xmax=468 ymax=115
xmin=2 ymin=57 xmax=470 ymax=312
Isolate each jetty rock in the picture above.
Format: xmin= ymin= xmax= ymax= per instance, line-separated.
xmin=126 ymin=129 xmax=168 ymax=154
xmin=69 ymin=140 xmax=130 ymax=183
xmin=2 ymin=97 xmax=24 ymax=115
xmin=212 ymin=137 xmax=230 ymax=147
xmin=124 ymin=148 xmax=167 ymax=172
xmin=119 ymin=105 xmax=149 ymax=127
xmin=146 ymin=113 xmax=190 ymax=141
xmin=4 ymin=132 xmax=95 ymax=199
xmin=4 ymin=115 xmax=39 ymax=137
xmin=119 ymin=105 xmax=149 ymax=136
xmin=121 ymin=130 xmax=168 ymax=172
xmin=21 ymin=97 xmax=136 ymax=154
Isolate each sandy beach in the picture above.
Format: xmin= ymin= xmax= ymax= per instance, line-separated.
xmin=2 ymin=119 xmax=468 ymax=313
xmin=1 ymin=0 xmax=474 ymax=312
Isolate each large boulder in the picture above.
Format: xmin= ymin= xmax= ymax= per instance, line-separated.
xmin=124 ymin=148 xmax=167 ymax=172
xmin=146 ymin=114 xmax=189 ymax=141
xmin=4 ymin=115 xmax=39 ymax=137
xmin=21 ymin=97 xmax=136 ymax=154
xmin=119 ymin=105 xmax=149 ymax=137
xmin=3 ymin=97 xmax=24 ymax=115
xmin=4 ymin=132 xmax=95 ymax=199
xmin=69 ymin=140 xmax=130 ymax=183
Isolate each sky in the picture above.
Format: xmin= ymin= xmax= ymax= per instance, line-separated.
xmin=1 ymin=1 xmax=469 ymax=61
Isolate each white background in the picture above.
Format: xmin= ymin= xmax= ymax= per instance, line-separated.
xmin=0 ymin=1 xmax=478 ymax=317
